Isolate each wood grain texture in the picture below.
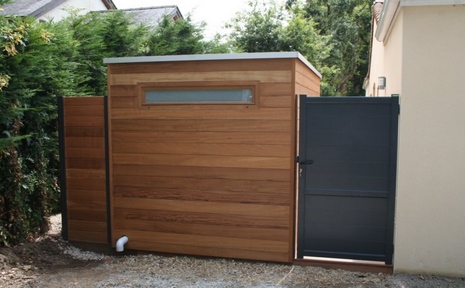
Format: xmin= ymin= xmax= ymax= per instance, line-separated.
xmin=110 ymin=107 xmax=292 ymax=120
xmin=114 ymin=219 xmax=288 ymax=241
xmin=113 ymin=176 xmax=290 ymax=195
xmin=113 ymin=165 xmax=290 ymax=182
xmin=106 ymin=57 xmax=321 ymax=262
xmin=63 ymin=97 xmax=108 ymax=244
xmin=111 ymin=131 xmax=292 ymax=145
xmin=113 ymin=229 xmax=288 ymax=253
xmin=109 ymin=71 xmax=291 ymax=85
xmin=113 ymin=186 xmax=290 ymax=205
xmin=295 ymin=60 xmax=321 ymax=96
xmin=112 ymin=154 xmax=290 ymax=169
xmin=112 ymin=142 xmax=290 ymax=157
xmin=111 ymin=119 xmax=290 ymax=133
xmin=113 ymin=207 xmax=289 ymax=229
xmin=67 ymin=230 xmax=108 ymax=244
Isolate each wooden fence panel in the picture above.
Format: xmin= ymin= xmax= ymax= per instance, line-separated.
xmin=60 ymin=96 xmax=108 ymax=244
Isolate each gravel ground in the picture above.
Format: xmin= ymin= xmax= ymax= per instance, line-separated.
xmin=1 ymin=214 xmax=464 ymax=287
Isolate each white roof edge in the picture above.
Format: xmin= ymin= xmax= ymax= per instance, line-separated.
xmin=103 ymin=52 xmax=322 ymax=79
xmin=375 ymin=0 xmax=400 ymax=42
xmin=401 ymin=0 xmax=465 ymax=6
xmin=376 ymin=0 xmax=465 ymax=42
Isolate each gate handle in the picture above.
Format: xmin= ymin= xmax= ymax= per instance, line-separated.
xmin=299 ymin=160 xmax=314 ymax=165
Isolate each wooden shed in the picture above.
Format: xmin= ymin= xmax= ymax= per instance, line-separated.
xmin=59 ymin=52 xmax=321 ymax=263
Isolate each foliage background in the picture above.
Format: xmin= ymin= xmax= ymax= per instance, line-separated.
xmin=0 ymin=0 xmax=371 ymax=246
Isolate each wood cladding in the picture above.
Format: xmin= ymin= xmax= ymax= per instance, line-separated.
xmin=62 ymin=97 xmax=108 ymax=244
xmin=107 ymin=57 xmax=320 ymax=263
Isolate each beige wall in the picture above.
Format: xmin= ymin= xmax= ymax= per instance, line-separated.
xmin=394 ymin=5 xmax=465 ymax=276
xmin=381 ymin=10 xmax=403 ymax=98
xmin=38 ymin=0 xmax=108 ymax=21
xmin=366 ymin=20 xmax=385 ymax=96
xmin=366 ymin=10 xmax=403 ymax=97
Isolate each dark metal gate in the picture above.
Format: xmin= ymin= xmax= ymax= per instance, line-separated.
xmin=297 ymin=96 xmax=399 ymax=264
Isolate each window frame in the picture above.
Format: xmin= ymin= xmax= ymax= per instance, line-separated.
xmin=138 ymin=81 xmax=260 ymax=109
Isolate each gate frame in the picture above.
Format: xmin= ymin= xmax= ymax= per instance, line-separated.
xmin=296 ymin=95 xmax=399 ymax=265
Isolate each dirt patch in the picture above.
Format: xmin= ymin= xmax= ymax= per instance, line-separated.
xmin=0 ymin=215 xmax=104 ymax=287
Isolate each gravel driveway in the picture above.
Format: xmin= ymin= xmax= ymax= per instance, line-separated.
xmin=1 ymin=215 xmax=464 ymax=287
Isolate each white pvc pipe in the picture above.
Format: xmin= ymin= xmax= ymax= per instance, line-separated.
xmin=116 ymin=235 xmax=128 ymax=252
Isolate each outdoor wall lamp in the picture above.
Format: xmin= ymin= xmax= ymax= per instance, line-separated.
xmin=378 ymin=76 xmax=386 ymax=90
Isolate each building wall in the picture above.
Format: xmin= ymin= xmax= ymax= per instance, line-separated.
xmin=394 ymin=5 xmax=465 ymax=276
xmin=365 ymin=20 xmax=385 ymax=96
xmin=106 ymin=57 xmax=320 ymax=263
xmin=366 ymin=10 xmax=403 ymax=97
xmin=38 ymin=0 xmax=108 ymax=21
xmin=382 ymin=10 xmax=403 ymax=97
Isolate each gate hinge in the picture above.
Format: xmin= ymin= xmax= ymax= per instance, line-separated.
xmin=296 ymin=156 xmax=299 ymax=163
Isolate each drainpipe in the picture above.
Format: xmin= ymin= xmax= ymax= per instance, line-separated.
xmin=116 ymin=235 xmax=128 ymax=252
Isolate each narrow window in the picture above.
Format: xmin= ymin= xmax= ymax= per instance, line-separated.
xmin=139 ymin=81 xmax=259 ymax=108
xmin=145 ymin=88 xmax=253 ymax=104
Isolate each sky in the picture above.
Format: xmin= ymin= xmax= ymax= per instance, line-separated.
xmin=112 ymin=0 xmax=284 ymax=39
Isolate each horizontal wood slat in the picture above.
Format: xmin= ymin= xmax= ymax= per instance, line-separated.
xmin=113 ymin=165 xmax=290 ymax=182
xmin=112 ymin=153 xmax=290 ymax=169
xmin=113 ymin=197 xmax=289 ymax=218
xmin=110 ymin=108 xmax=292 ymax=120
xmin=68 ymin=231 xmax=108 ymax=244
xmin=113 ymin=186 xmax=290 ymax=205
xmin=66 ymin=158 xmax=105 ymax=170
xmin=65 ymin=169 xmax=106 ymax=180
xmin=68 ymin=199 xmax=107 ymax=212
xmin=109 ymin=71 xmax=291 ymax=85
xmin=113 ymin=229 xmax=288 ymax=253
xmin=112 ymin=142 xmax=290 ymax=157
xmin=113 ymin=176 xmax=290 ymax=195
xmin=64 ymin=137 xmax=104 ymax=149
xmin=114 ymin=219 xmax=288 ymax=241
xmin=68 ymin=209 xmax=106 ymax=222
xmin=63 ymin=96 xmax=104 ymax=106
xmin=68 ymin=220 xmax=107 ymax=232
xmin=64 ymin=116 xmax=104 ymax=127
xmin=111 ymin=119 xmax=290 ymax=133
xmin=65 ymin=127 xmax=104 ymax=138
xmin=66 ymin=189 xmax=106 ymax=202
xmin=64 ymin=105 xmax=105 ymax=117
xmin=113 ymin=208 xmax=289 ymax=229
xmin=65 ymin=178 xmax=105 ymax=193
xmin=63 ymin=96 xmax=108 ymax=244
xmin=65 ymin=148 xmax=105 ymax=159
xmin=111 ymin=131 xmax=291 ymax=145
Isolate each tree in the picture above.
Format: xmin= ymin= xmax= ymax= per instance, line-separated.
xmin=227 ymin=0 xmax=371 ymax=96
xmin=144 ymin=15 xmax=211 ymax=56
xmin=302 ymin=0 xmax=372 ymax=95
xmin=0 ymin=15 xmax=76 ymax=245
xmin=227 ymin=0 xmax=335 ymax=94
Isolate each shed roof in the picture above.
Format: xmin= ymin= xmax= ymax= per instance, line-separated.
xmin=0 ymin=0 xmax=116 ymax=18
xmin=99 ymin=6 xmax=183 ymax=28
xmin=103 ymin=52 xmax=322 ymax=79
